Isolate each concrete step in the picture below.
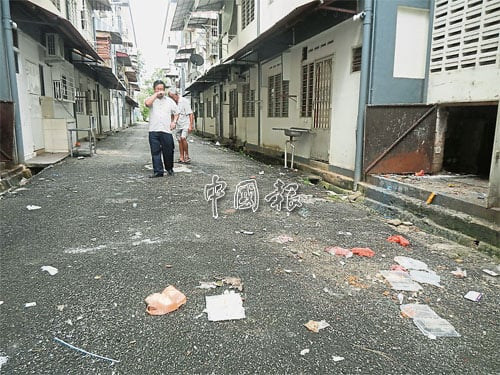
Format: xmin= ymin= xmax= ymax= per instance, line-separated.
xmin=359 ymin=182 xmax=499 ymax=255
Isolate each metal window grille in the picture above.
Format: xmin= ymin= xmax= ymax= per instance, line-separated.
xmin=75 ymin=91 xmax=85 ymax=114
xmin=50 ymin=0 xmax=61 ymax=11
xmin=313 ymin=59 xmax=332 ymax=129
xmin=207 ymin=99 xmax=212 ymax=118
xmin=300 ymin=63 xmax=314 ymax=117
xmin=352 ymin=46 xmax=362 ymax=72
xmin=268 ymin=73 xmax=289 ymax=118
xmin=431 ymin=0 xmax=500 ymax=73
xmin=242 ymin=84 xmax=255 ymax=117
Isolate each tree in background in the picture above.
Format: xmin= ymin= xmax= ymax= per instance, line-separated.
xmin=138 ymin=68 xmax=173 ymax=121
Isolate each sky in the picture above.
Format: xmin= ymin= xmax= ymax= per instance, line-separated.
xmin=128 ymin=0 xmax=171 ymax=78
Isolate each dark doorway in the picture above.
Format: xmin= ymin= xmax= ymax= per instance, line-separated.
xmin=443 ymin=105 xmax=496 ymax=178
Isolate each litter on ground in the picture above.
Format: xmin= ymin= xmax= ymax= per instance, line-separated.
xmin=145 ymin=285 xmax=187 ymax=315
xmin=400 ymin=304 xmax=460 ymax=339
xmin=41 ymin=266 xmax=58 ymax=276
xmin=205 ymin=290 xmax=246 ymax=321
xmin=464 ymin=291 xmax=483 ymax=302
xmin=304 ymin=320 xmax=330 ymax=333
xmin=387 ymin=235 xmax=410 ymax=247
xmin=379 ymin=271 xmax=422 ymax=291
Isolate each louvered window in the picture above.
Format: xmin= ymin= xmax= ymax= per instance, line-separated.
xmin=242 ymin=0 xmax=255 ymax=30
xmin=431 ymin=0 xmax=500 ymax=72
xmin=268 ymin=73 xmax=289 ymax=118
xmin=242 ymin=84 xmax=255 ymax=117
xmin=300 ymin=63 xmax=314 ymax=117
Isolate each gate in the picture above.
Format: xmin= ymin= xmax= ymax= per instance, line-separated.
xmin=364 ymin=105 xmax=437 ymax=175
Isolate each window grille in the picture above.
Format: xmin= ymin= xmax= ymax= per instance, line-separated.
xmin=268 ymin=73 xmax=289 ymax=118
xmin=207 ymin=99 xmax=212 ymax=117
xmin=300 ymin=63 xmax=314 ymax=117
xmin=242 ymin=84 xmax=255 ymax=117
xmin=352 ymin=46 xmax=362 ymax=72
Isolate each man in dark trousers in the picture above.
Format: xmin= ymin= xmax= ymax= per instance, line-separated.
xmin=144 ymin=80 xmax=179 ymax=177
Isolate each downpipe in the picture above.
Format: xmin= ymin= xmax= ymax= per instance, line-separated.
xmin=353 ymin=0 xmax=374 ymax=191
xmin=1 ymin=0 xmax=25 ymax=163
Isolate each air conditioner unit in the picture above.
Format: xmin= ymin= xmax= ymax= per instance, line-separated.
xmin=45 ymin=33 xmax=64 ymax=61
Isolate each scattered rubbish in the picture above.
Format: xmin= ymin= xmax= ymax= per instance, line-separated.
xmin=332 ymin=356 xmax=345 ymax=362
xmin=464 ymin=291 xmax=483 ymax=302
xmin=132 ymin=203 xmax=138 ymax=208
xmin=173 ymin=166 xmax=192 ymax=173
xmin=53 ymin=337 xmax=120 ymax=364
xmin=0 ymin=301 xmax=3 ymax=305
xmin=415 ymin=170 xmax=425 ymax=176
xmin=425 ymin=192 xmax=437 ymax=204
xmin=259 ymin=171 xmax=265 ymax=175
xmin=400 ymin=304 xmax=460 ymax=338
xmin=94 ymin=275 xmax=102 ymax=280
xmin=197 ymin=281 xmax=219 ymax=289
xmin=240 ymin=230 xmax=254 ymax=235
xmin=41 ymin=266 xmax=58 ymax=276
xmin=271 ymin=235 xmax=294 ymax=244
xmin=347 ymin=275 xmax=369 ymax=289
xmin=222 ymin=277 xmax=243 ymax=291
xmin=324 ymin=246 xmax=353 ymax=258
xmin=26 ymin=205 xmax=41 ymax=210
xmin=390 ymin=264 xmax=407 ymax=272
xmin=24 ymin=302 xmax=37 ymax=308
xmin=482 ymin=269 xmax=498 ymax=277
xmin=402 ymin=221 xmax=413 ymax=226
xmin=387 ymin=235 xmax=410 ymax=247
xmin=57 ymin=305 xmax=66 ymax=311
xmin=300 ymin=348 xmax=310 ymax=356
xmin=394 ymin=256 xmax=429 ymax=271
xmin=351 ymin=247 xmax=375 ymax=257
xmin=19 ymin=177 xmax=29 ymax=186
xmin=284 ymin=269 xmax=293 ymax=273
xmin=397 ymin=293 xmax=404 ymax=304
xmin=379 ymin=271 xmax=422 ymax=291
xmin=205 ymin=290 xmax=245 ymax=321
xmin=387 ymin=219 xmax=402 ymax=226
xmin=312 ymin=251 xmax=321 ymax=257
xmin=0 ymin=356 xmax=8 ymax=370
xmin=337 ymin=231 xmax=352 ymax=236
xmin=304 ymin=320 xmax=330 ymax=333
xmin=409 ymin=269 xmax=441 ymax=287
xmin=145 ymin=285 xmax=187 ymax=315
xmin=451 ymin=268 xmax=467 ymax=278
xmin=215 ymin=141 xmax=221 ymax=146
xmin=195 ymin=234 xmax=201 ymax=239
xmin=77 ymin=156 xmax=85 ymax=160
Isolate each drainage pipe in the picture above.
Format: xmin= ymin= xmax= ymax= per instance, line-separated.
xmin=353 ymin=0 xmax=373 ymax=190
xmin=1 ymin=0 xmax=24 ymax=163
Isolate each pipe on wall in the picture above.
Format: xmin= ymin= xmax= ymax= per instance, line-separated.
xmin=353 ymin=0 xmax=374 ymax=190
xmin=1 ymin=0 xmax=25 ymax=163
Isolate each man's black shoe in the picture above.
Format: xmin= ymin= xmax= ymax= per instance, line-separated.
xmin=167 ymin=169 xmax=174 ymax=176
xmin=149 ymin=174 xmax=164 ymax=178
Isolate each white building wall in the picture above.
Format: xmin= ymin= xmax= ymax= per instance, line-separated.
xmin=427 ymin=67 xmax=500 ymax=103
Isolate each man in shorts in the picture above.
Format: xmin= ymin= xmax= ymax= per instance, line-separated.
xmin=168 ymin=88 xmax=194 ymax=164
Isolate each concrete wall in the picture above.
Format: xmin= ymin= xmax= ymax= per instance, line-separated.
xmin=370 ymin=0 xmax=431 ymax=104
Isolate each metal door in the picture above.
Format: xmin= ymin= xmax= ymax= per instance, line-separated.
xmin=25 ymin=59 xmax=44 ymax=151
xmin=310 ymin=57 xmax=332 ymax=162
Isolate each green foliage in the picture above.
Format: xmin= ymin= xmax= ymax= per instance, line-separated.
xmin=137 ymin=68 xmax=167 ymax=122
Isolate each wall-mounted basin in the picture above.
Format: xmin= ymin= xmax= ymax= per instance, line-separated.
xmin=284 ymin=128 xmax=309 ymax=137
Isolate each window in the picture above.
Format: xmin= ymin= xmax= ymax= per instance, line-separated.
xmin=268 ymin=73 xmax=289 ymax=118
xmin=61 ymin=75 xmax=68 ymax=100
xmin=76 ymin=91 xmax=85 ymax=114
xmin=242 ymin=84 xmax=255 ymax=117
xmin=229 ymin=89 xmax=238 ymax=118
xmin=207 ymin=99 xmax=212 ymax=117
xmin=300 ymin=64 xmax=314 ymax=117
xmin=213 ymin=95 xmax=217 ymax=118
xmin=103 ymin=99 xmax=109 ymax=116
xmin=12 ymin=28 xmax=19 ymax=73
xmin=198 ymin=102 xmax=204 ymax=118
xmin=241 ymin=0 xmax=255 ymax=30
xmin=352 ymin=47 xmax=362 ymax=72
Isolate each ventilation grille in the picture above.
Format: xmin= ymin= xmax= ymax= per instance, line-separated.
xmin=430 ymin=0 xmax=499 ymax=73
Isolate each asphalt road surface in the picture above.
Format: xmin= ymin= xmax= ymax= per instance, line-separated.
xmin=1 ymin=124 xmax=498 ymax=374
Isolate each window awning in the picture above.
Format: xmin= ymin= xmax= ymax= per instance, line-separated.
xmin=116 ymin=51 xmax=132 ymax=66
xmin=75 ymin=63 xmax=126 ymax=91
xmin=125 ymin=95 xmax=139 ymax=107
xmin=171 ymin=0 xmax=225 ymax=31
xmin=124 ymin=68 xmax=137 ymax=82
xmin=90 ymin=0 xmax=112 ymax=11
xmin=12 ymin=0 xmax=102 ymax=62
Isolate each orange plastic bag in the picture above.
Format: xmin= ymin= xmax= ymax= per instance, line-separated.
xmin=387 ymin=235 xmax=410 ymax=247
xmin=351 ymin=247 xmax=375 ymax=257
xmin=145 ymin=285 xmax=187 ymax=315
